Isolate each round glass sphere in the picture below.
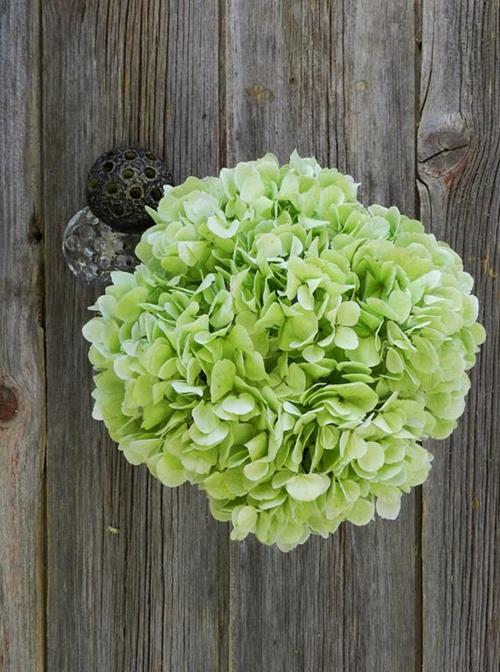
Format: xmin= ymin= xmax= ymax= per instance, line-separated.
xmin=62 ymin=207 xmax=139 ymax=282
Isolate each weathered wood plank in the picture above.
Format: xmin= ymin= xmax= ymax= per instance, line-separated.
xmin=0 ymin=1 xmax=45 ymax=670
xmin=42 ymin=2 xmax=228 ymax=670
xmin=336 ymin=2 xmax=420 ymax=669
xmin=418 ymin=0 xmax=500 ymax=669
xmin=226 ymin=4 xmax=342 ymax=670
xmin=226 ymin=2 xmax=419 ymax=670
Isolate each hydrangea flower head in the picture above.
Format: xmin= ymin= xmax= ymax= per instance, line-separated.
xmin=83 ymin=151 xmax=485 ymax=551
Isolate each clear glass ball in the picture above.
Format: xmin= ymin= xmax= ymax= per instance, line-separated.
xmin=62 ymin=207 xmax=139 ymax=282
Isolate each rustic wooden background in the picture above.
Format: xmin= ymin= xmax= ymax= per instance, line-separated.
xmin=1 ymin=1 xmax=499 ymax=670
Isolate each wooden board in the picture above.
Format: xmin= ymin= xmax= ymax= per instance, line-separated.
xmin=0 ymin=1 xmax=45 ymax=670
xmin=0 ymin=0 xmax=498 ymax=669
xmin=418 ymin=0 xmax=500 ymax=669
xmin=42 ymin=2 xmax=228 ymax=670
xmin=226 ymin=2 xmax=419 ymax=670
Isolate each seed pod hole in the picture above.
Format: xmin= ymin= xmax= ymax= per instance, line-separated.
xmin=129 ymin=187 xmax=142 ymax=199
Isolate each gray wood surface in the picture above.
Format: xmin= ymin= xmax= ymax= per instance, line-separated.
xmin=417 ymin=0 xmax=500 ymax=669
xmin=42 ymin=2 xmax=227 ymax=671
xmin=0 ymin=1 xmax=45 ymax=671
xmin=226 ymin=2 xmax=419 ymax=671
xmin=0 ymin=0 xmax=498 ymax=670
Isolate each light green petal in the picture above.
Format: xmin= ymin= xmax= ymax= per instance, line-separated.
xmin=285 ymin=474 xmax=330 ymax=501
xmin=376 ymin=496 xmax=401 ymax=520
xmin=358 ymin=442 xmax=385 ymax=472
xmin=337 ymin=301 xmax=361 ymax=327
xmin=207 ymin=214 xmax=239 ymax=239
xmin=346 ymin=498 xmax=375 ymax=526
xmin=243 ymin=460 xmax=270 ymax=481
xmin=192 ymin=402 xmax=219 ymax=434
xmin=221 ymin=393 xmax=256 ymax=416
xmin=115 ymin=287 xmax=149 ymax=322
xmin=189 ymin=423 xmax=229 ymax=447
xmin=156 ymin=453 xmax=188 ymax=488
xmin=231 ymin=506 xmax=258 ymax=540
xmin=172 ymin=381 xmax=204 ymax=396
xmin=386 ymin=347 xmax=405 ymax=374
xmin=210 ymin=359 xmax=236 ymax=402
xmin=334 ymin=326 xmax=359 ymax=350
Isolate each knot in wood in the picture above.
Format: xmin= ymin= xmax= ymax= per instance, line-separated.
xmin=418 ymin=113 xmax=471 ymax=181
xmin=245 ymin=84 xmax=274 ymax=104
xmin=0 ymin=385 xmax=18 ymax=423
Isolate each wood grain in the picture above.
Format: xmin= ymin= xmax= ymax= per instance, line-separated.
xmin=42 ymin=2 xmax=228 ymax=670
xmin=0 ymin=1 xmax=45 ymax=670
xmin=418 ymin=0 xmax=500 ymax=669
xmin=1 ymin=0 xmax=498 ymax=669
xmin=336 ymin=3 xmax=421 ymax=669
xmin=226 ymin=2 xmax=419 ymax=670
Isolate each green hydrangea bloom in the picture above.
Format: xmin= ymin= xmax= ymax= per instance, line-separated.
xmin=83 ymin=151 xmax=485 ymax=551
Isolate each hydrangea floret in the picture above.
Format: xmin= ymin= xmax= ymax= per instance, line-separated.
xmin=83 ymin=151 xmax=485 ymax=551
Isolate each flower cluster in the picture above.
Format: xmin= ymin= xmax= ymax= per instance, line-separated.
xmin=83 ymin=151 xmax=485 ymax=551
